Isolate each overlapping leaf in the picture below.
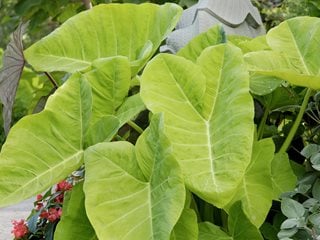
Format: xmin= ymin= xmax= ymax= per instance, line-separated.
xmin=0 ymin=22 xmax=27 ymax=135
xmin=245 ymin=17 xmax=320 ymax=89
xmin=24 ymin=3 xmax=182 ymax=75
xmin=116 ymin=94 xmax=145 ymax=127
xmin=198 ymin=202 xmax=263 ymax=240
xmin=226 ymin=138 xmax=275 ymax=227
xmin=54 ymin=182 xmax=98 ymax=240
xmin=84 ymin=115 xmax=185 ymax=239
xmin=177 ymin=25 xmax=226 ymax=62
xmin=170 ymin=208 xmax=198 ymax=240
xmin=82 ymin=57 xmax=131 ymax=124
xmin=0 ymin=73 xmax=91 ymax=207
xmin=141 ymin=44 xmax=254 ymax=207
xmin=272 ymin=153 xmax=297 ymax=199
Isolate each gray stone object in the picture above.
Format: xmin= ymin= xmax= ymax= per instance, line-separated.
xmin=161 ymin=0 xmax=266 ymax=53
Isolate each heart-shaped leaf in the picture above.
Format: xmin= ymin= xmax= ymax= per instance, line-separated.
xmin=245 ymin=17 xmax=320 ymax=89
xmin=0 ymin=73 xmax=91 ymax=207
xmin=84 ymin=114 xmax=185 ymax=239
xmin=24 ymin=3 xmax=182 ymax=75
xmin=141 ymin=44 xmax=254 ymax=207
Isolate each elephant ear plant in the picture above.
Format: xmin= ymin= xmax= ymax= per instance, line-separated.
xmin=0 ymin=2 xmax=319 ymax=239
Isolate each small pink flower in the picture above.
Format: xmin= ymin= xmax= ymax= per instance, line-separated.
xmin=11 ymin=219 xmax=28 ymax=239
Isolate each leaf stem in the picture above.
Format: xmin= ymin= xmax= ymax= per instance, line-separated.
xmin=257 ymin=106 xmax=270 ymax=140
xmin=279 ymin=88 xmax=312 ymax=154
xmin=44 ymin=72 xmax=58 ymax=89
xmin=127 ymin=120 xmax=144 ymax=134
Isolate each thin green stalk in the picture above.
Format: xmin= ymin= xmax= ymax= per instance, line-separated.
xmin=127 ymin=120 xmax=144 ymax=134
xmin=279 ymin=88 xmax=312 ymax=154
xmin=203 ymin=202 xmax=214 ymax=222
xmin=257 ymin=106 xmax=270 ymax=140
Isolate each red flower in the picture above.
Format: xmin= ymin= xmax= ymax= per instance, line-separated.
xmin=55 ymin=180 xmax=72 ymax=192
xmin=11 ymin=219 xmax=28 ymax=239
xmin=35 ymin=202 xmax=43 ymax=211
xmin=55 ymin=193 xmax=64 ymax=203
xmin=47 ymin=208 xmax=61 ymax=222
xmin=36 ymin=194 xmax=43 ymax=201
xmin=39 ymin=210 xmax=49 ymax=219
xmin=39 ymin=208 xmax=63 ymax=222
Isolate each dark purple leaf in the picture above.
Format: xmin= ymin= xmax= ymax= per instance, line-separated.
xmin=0 ymin=22 xmax=28 ymax=135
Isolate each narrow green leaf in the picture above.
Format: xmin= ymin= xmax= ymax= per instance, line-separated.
xmin=226 ymin=138 xmax=275 ymax=227
xmin=54 ymin=182 xmax=98 ymax=240
xmin=141 ymin=44 xmax=254 ymax=207
xmin=0 ymin=73 xmax=91 ymax=207
xmin=271 ymin=153 xmax=297 ymax=200
xmin=84 ymin=115 xmax=185 ymax=239
xmin=24 ymin=3 xmax=182 ymax=75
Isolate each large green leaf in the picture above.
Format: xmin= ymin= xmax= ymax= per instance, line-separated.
xmin=226 ymin=138 xmax=275 ymax=227
xmin=271 ymin=153 xmax=297 ymax=200
xmin=24 ymin=3 xmax=182 ymax=75
xmin=54 ymin=182 xmax=98 ymax=240
xmin=177 ymin=25 xmax=226 ymax=62
xmin=245 ymin=17 xmax=320 ymax=89
xmin=198 ymin=202 xmax=263 ymax=240
xmin=82 ymin=57 xmax=131 ymax=124
xmin=84 ymin=115 xmax=185 ymax=239
xmin=141 ymin=44 xmax=254 ymax=207
xmin=0 ymin=73 xmax=91 ymax=207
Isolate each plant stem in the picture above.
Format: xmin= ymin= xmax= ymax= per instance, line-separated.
xmin=257 ymin=106 xmax=270 ymax=140
xmin=279 ymin=88 xmax=312 ymax=154
xmin=127 ymin=120 xmax=144 ymax=134
xmin=203 ymin=202 xmax=214 ymax=222
xmin=44 ymin=72 xmax=58 ymax=89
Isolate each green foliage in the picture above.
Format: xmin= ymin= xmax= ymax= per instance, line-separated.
xmin=24 ymin=3 xmax=182 ymax=75
xmin=54 ymin=182 xmax=98 ymax=240
xmin=141 ymin=43 xmax=255 ymax=208
xmin=2 ymin=2 xmax=320 ymax=239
